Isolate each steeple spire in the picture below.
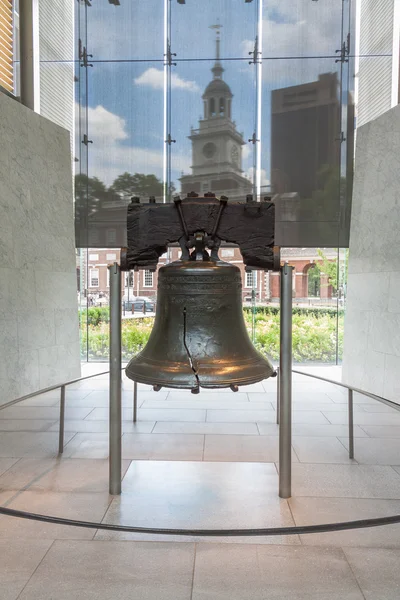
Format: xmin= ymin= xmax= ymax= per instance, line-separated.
xmin=209 ymin=21 xmax=224 ymax=79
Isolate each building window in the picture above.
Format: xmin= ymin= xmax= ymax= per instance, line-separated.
xmin=89 ymin=253 xmax=99 ymax=261
xmin=245 ymin=270 xmax=257 ymax=288
xmin=221 ymin=248 xmax=234 ymax=257
xmin=143 ymin=270 xmax=153 ymax=287
xmin=106 ymin=253 xmax=117 ymax=261
xmin=202 ymin=182 xmax=209 ymax=192
xmin=90 ymin=269 xmax=99 ymax=288
xmin=219 ymin=97 xmax=225 ymax=116
xmin=89 ymin=230 xmax=99 ymax=245
xmin=106 ymin=228 xmax=117 ymax=245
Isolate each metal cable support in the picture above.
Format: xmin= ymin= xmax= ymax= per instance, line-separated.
xmin=1 ymin=506 xmax=400 ymax=537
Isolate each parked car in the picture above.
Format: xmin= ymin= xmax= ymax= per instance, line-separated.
xmin=132 ymin=299 xmax=155 ymax=313
xmin=123 ymin=299 xmax=155 ymax=313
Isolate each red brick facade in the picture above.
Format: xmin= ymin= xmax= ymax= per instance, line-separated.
xmin=79 ymin=247 xmax=335 ymax=305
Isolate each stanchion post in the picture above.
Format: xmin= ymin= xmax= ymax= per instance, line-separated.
xmin=109 ymin=262 xmax=122 ymax=495
xmin=348 ymin=388 xmax=354 ymax=459
xmin=279 ymin=264 xmax=293 ymax=499
xmin=133 ymin=381 xmax=138 ymax=423
xmin=276 ymin=367 xmax=280 ymax=425
xmin=58 ymin=385 xmax=66 ymax=454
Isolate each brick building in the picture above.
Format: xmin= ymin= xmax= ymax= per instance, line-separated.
xmin=79 ymin=245 xmax=337 ymax=307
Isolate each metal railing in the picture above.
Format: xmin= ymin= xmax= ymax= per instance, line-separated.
xmin=1 ymin=361 xmax=399 ymax=465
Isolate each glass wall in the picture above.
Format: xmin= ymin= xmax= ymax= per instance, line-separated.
xmin=75 ymin=0 xmax=355 ymax=365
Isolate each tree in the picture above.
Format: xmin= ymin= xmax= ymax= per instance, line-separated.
xmin=74 ymin=174 xmax=108 ymax=215
xmin=317 ymin=248 xmax=348 ymax=294
xmin=109 ymin=172 xmax=175 ymax=200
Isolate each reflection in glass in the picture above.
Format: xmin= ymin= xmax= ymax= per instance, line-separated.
xmin=74 ymin=0 xmax=354 ymax=365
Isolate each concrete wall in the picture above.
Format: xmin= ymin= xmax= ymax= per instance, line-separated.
xmin=342 ymin=104 xmax=400 ymax=401
xmin=0 ymin=92 xmax=80 ymax=406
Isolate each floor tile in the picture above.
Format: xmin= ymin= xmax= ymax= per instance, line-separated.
xmin=329 ymin=391 xmax=377 ymax=405
xmin=207 ymin=409 xmax=331 ymax=424
xmin=0 ymin=491 xmax=111 ymax=540
xmin=290 ymin=497 xmax=400 ymax=548
xmin=339 ymin=437 xmax=400 ymax=465
xmin=0 ymin=419 xmax=58 ymax=431
xmin=68 ymin=379 xmax=109 ymax=391
xmin=192 ymin=544 xmax=264 ymax=600
xmin=24 ymin=458 xmax=131 ymax=493
xmin=140 ymin=399 xmax=273 ymax=410
xmin=153 ymin=422 xmax=259 ymax=435
xmin=0 ymin=458 xmax=20 ymax=477
xmin=86 ymin=407 xmax=207 ymax=422
xmin=344 ymin=547 xmax=400 ymax=599
xmin=0 ymin=458 xmax=60 ymax=491
xmin=97 ymin=461 xmax=295 ymax=543
xmin=18 ymin=540 xmax=195 ymax=600
xmin=55 ymin=391 xmax=137 ymax=408
xmin=256 ymin=545 xmax=364 ymax=599
xmin=293 ymin=403 xmax=364 ymax=412
xmin=166 ymin=392 xmax=249 ymax=403
xmin=192 ymin=544 xmax=364 ymax=600
xmin=0 ymin=432 xmax=76 ymax=458
xmin=85 ymin=389 xmax=169 ymax=403
xmin=292 ymin=436 xmax=354 ymax=464
xmin=362 ymin=403 xmax=400 ymax=413
xmin=65 ymin=433 xmax=110 ymax=459
xmin=203 ymin=435 xmax=298 ymax=463
xmin=0 ymin=538 xmax=53 ymax=600
xmin=360 ymin=425 xmax=400 ymax=438
xmin=257 ymin=423 xmax=368 ymax=438
xmin=0 ymin=406 xmax=94 ymax=420
xmin=323 ymin=412 xmax=400 ymax=426
xmin=122 ymin=434 xmax=205 ymax=461
xmin=206 ymin=409 xmax=276 ymax=423
xmin=48 ymin=419 xmax=155 ymax=433
xmin=290 ymin=464 xmax=400 ymax=498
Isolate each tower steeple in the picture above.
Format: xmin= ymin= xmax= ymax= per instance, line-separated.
xmin=203 ymin=22 xmax=232 ymax=120
xmin=210 ymin=22 xmax=224 ymax=80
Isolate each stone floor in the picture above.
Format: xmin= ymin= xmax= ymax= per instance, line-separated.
xmin=1 ymin=364 xmax=400 ymax=598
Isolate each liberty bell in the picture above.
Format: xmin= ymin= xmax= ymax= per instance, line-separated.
xmin=126 ymin=225 xmax=275 ymax=393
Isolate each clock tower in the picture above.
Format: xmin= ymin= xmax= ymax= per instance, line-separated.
xmin=180 ymin=25 xmax=252 ymax=199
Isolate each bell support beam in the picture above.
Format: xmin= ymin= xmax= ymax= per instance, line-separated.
xmin=279 ymin=264 xmax=293 ymax=499
xmin=123 ymin=195 xmax=278 ymax=272
xmin=109 ymin=263 xmax=122 ymax=495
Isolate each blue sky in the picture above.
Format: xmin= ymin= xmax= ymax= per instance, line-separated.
xmin=76 ymin=0 xmax=346 ymax=189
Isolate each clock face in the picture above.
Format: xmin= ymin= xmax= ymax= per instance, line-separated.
xmin=203 ymin=142 xmax=217 ymax=159
xmin=231 ymin=145 xmax=239 ymax=165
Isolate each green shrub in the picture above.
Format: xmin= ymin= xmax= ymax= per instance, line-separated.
xmin=80 ymin=311 xmax=343 ymax=363
xmin=80 ymin=307 xmax=110 ymax=327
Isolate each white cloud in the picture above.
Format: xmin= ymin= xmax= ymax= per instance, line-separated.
xmin=134 ymin=68 xmax=200 ymax=92
xmin=246 ymin=167 xmax=270 ymax=190
xmin=242 ymin=144 xmax=251 ymax=161
xmin=75 ymin=103 xmax=191 ymax=186
xmin=241 ymin=1 xmax=342 ymax=85
xmin=86 ymin=105 xmax=128 ymax=144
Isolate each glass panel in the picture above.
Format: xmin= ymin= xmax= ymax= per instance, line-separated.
xmin=263 ymin=58 xmax=342 ymax=248
xmin=87 ymin=0 xmax=163 ymax=61
xmin=74 ymin=0 xmax=355 ymax=367
xmin=170 ymin=0 xmax=257 ymax=60
xmin=262 ymin=0 xmax=342 ymax=59
xmin=172 ymin=60 xmax=255 ymax=201
xmin=75 ymin=61 xmax=164 ymax=249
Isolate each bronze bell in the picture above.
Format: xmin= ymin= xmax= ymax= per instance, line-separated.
xmin=126 ymin=253 xmax=275 ymax=393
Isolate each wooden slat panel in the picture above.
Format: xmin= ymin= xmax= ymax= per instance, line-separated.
xmin=0 ymin=0 xmax=13 ymax=93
